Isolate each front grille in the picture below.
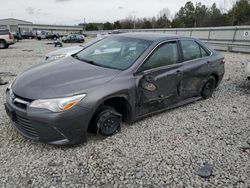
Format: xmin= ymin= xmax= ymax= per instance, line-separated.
xmin=14 ymin=101 xmax=27 ymax=109
xmin=9 ymin=91 xmax=33 ymax=110
xmin=15 ymin=114 xmax=39 ymax=139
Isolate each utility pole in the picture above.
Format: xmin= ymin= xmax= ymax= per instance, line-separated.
xmin=133 ymin=15 xmax=136 ymax=29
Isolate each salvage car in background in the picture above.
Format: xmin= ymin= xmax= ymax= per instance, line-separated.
xmin=45 ymin=45 xmax=84 ymax=61
xmin=5 ymin=33 xmax=225 ymax=145
xmin=12 ymin=32 xmax=22 ymax=41
xmin=0 ymin=29 xmax=15 ymax=49
xmin=36 ymin=30 xmax=47 ymax=40
xmin=62 ymin=34 xmax=85 ymax=43
xmin=45 ymin=36 xmax=108 ymax=61
xmin=21 ymin=32 xmax=35 ymax=39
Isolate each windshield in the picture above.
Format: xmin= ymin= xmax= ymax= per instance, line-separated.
xmin=75 ymin=36 xmax=152 ymax=70
xmin=79 ymin=36 xmax=106 ymax=48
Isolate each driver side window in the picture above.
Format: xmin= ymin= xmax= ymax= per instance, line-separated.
xmin=141 ymin=41 xmax=179 ymax=71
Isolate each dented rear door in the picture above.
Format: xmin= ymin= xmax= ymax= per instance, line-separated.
xmin=178 ymin=40 xmax=211 ymax=99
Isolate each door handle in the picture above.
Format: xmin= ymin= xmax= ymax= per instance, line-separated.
xmin=175 ymin=70 xmax=182 ymax=76
xmin=145 ymin=75 xmax=154 ymax=82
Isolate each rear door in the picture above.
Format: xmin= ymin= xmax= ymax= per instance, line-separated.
xmin=178 ymin=39 xmax=211 ymax=99
xmin=136 ymin=41 xmax=183 ymax=116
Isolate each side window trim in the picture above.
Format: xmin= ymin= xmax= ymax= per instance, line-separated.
xmin=136 ymin=40 xmax=180 ymax=73
xmin=197 ymin=42 xmax=211 ymax=57
xmin=178 ymin=39 xmax=212 ymax=64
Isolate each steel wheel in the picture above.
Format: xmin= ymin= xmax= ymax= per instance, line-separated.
xmin=95 ymin=106 xmax=121 ymax=136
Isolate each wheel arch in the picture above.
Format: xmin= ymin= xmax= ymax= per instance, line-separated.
xmin=0 ymin=39 xmax=7 ymax=48
xmin=210 ymin=73 xmax=219 ymax=87
xmin=87 ymin=94 xmax=133 ymax=132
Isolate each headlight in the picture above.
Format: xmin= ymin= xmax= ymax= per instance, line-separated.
xmin=46 ymin=54 xmax=66 ymax=61
xmin=29 ymin=94 xmax=86 ymax=112
xmin=7 ymin=82 xmax=12 ymax=90
xmin=6 ymin=80 xmax=14 ymax=93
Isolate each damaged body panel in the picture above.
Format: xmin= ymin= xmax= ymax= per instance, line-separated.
xmin=5 ymin=33 xmax=225 ymax=145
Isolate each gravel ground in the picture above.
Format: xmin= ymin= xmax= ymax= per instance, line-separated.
xmin=0 ymin=40 xmax=249 ymax=188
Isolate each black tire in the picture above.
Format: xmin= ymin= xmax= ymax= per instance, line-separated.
xmin=94 ymin=106 xmax=121 ymax=136
xmin=201 ymin=76 xmax=216 ymax=99
xmin=247 ymin=77 xmax=250 ymax=80
xmin=0 ymin=40 xmax=7 ymax=49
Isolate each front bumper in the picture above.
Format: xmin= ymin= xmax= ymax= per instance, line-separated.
xmin=5 ymin=91 xmax=93 ymax=145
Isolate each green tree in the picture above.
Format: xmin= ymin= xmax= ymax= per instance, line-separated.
xmin=209 ymin=3 xmax=225 ymax=26
xmin=228 ymin=0 xmax=250 ymax=25
xmin=85 ymin=23 xmax=99 ymax=31
xmin=114 ymin=21 xmax=121 ymax=29
xmin=172 ymin=1 xmax=196 ymax=27
xmin=155 ymin=14 xmax=171 ymax=28
xmin=194 ymin=2 xmax=209 ymax=27
xmin=142 ymin=18 xmax=153 ymax=29
xmin=103 ymin=22 xmax=114 ymax=30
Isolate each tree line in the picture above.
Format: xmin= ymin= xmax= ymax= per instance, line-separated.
xmin=80 ymin=0 xmax=250 ymax=31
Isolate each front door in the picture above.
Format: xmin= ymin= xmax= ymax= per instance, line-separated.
xmin=136 ymin=41 xmax=183 ymax=116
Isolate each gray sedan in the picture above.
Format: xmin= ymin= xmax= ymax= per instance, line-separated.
xmin=5 ymin=33 xmax=225 ymax=145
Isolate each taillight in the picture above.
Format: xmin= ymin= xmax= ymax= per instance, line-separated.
xmin=8 ymin=32 xmax=13 ymax=39
xmin=221 ymin=58 xmax=225 ymax=64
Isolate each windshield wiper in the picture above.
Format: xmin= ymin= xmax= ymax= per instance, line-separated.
xmin=74 ymin=55 xmax=122 ymax=70
xmin=75 ymin=55 xmax=100 ymax=66
xmin=74 ymin=54 xmax=80 ymax=60
xmin=82 ymin=59 xmax=99 ymax=66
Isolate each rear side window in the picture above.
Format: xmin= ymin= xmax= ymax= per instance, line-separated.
xmin=180 ymin=40 xmax=209 ymax=61
xmin=141 ymin=41 xmax=179 ymax=71
xmin=0 ymin=30 xmax=8 ymax=35
xmin=200 ymin=47 xmax=209 ymax=57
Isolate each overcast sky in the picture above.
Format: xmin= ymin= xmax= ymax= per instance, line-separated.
xmin=0 ymin=0 xmax=234 ymax=25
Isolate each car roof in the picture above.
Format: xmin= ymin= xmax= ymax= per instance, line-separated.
xmin=117 ymin=32 xmax=187 ymax=41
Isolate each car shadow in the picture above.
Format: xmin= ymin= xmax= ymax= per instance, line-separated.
xmin=238 ymin=79 xmax=250 ymax=94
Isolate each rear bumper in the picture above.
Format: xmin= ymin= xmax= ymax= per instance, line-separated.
xmin=5 ymin=92 xmax=93 ymax=145
xmin=8 ymin=42 xmax=15 ymax=46
xmin=246 ymin=62 xmax=250 ymax=78
xmin=6 ymin=39 xmax=15 ymax=45
xmin=217 ymin=72 xmax=224 ymax=87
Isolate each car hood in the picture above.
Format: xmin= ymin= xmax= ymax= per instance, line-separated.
xmin=12 ymin=56 xmax=120 ymax=100
xmin=46 ymin=45 xmax=84 ymax=57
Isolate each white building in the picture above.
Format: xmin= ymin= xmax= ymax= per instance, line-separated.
xmin=0 ymin=18 xmax=32 ymax=31
xmin=0 ymin=18 xmax=83 ymax=35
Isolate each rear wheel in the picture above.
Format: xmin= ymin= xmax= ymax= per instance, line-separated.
xmin=0 ymin=40 xmax=7 ymax=49
xmin=201 ymin=76 xmax=216 ymax=99
xmin=94 ymin=106 xmax=121 ymax=136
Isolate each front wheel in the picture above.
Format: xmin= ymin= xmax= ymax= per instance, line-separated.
xmin=201 ymin=76 xmax=216 ymax=99
xmin=0 ymin=40 xmax=7 ymax=49
xmin=94 ymin=106 xmax=121 ymax=136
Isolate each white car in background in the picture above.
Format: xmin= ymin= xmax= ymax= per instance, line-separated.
xmin=45 ymin=36 xmax=107 ymax=61
xmin=246 ymin=61 xmax=250 ymax=80
xmin=45 ymin=45 xmax=84 ymax=61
